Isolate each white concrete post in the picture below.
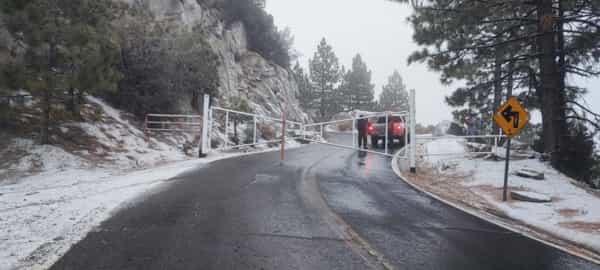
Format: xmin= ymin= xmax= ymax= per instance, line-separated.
xmin=409 ymin=89 xmax=417 ymax=173
xmin=320 ymin=124 xmax=324 ymax=140
xmin=200 ymin=94 xmax=210 ymax=157
xmin=225 ymin=111 xmax=229 ymax=148
xmin=208 ymin=107 xmax=213 ymax=153
xmin=253 ymin=116 xmax=257 ymax=144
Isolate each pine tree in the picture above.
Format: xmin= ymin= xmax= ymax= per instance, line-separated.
xmin=2 ymin=0 xmax=123 ymax=144
xmin=309 ymin=38 xmax=341 ymax=120
xmin=400 ymin=0 xmax=600 ymax=167
xmin=292 ymin=62 xmax=314 ymax=110
xmin=342 ymin=54 xmax=375 ymax=111
xmin=379 ymin=70 xmax=409 ymax=112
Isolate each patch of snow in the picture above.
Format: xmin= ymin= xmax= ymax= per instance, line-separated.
xmin=86 ymin=96 xmax=136 ymax=130
xmin=0 ymin=144 xmax=303 ymax=270
xmin=420 ymin=137 xmax=600 ymax=253
xmin=0 ymin=95 xmax=308 ymax=270
xmin=7 ymin=138 xmax=89 ymax=174
xmin=511 ymin=190 xmax=552 ymax=202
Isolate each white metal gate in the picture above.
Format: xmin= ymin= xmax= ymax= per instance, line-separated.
xmin=298 ymin=89 xmax=417 ymax=172
xmin=149 ymin=91 xmax=417 ymax=172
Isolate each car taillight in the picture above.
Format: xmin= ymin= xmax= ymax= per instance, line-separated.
xmin=368 ymin=123 xmax=374 ymax=132
xmin=394 ymin=123 xmax=402 ymax=130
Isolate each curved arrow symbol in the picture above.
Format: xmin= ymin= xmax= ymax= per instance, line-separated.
xmin=501 ymin=105 xmax=519 ymax=128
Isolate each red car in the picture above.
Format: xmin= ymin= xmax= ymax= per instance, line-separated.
xmin=368 ymin=116 xmax=407 ymax=147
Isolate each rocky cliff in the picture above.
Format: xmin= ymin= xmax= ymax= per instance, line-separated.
xmin=121 ymin=0 xmax=309 ymax=122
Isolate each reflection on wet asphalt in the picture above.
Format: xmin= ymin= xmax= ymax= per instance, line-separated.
xmin=49 ymin=133 xmax=599 ymax=269
xmin=319 ymin=133 xmax=599 ymax=269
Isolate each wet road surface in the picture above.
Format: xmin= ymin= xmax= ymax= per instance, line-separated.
xmin=50 ymin=135 xmax=600 ymax=269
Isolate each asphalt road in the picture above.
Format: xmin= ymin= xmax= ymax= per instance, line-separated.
xmin=50 ymin=134 xmax=599 ymax=270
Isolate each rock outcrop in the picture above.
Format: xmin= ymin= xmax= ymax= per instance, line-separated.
xmin=120 ymin=0 xmax=308 ymax=122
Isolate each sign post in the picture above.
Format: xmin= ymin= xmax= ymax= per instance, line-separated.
xmin=493 ymin=97 xmax=530 ymax=201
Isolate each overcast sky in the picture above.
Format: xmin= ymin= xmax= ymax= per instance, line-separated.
xmin=266 ymin=0 xmax=600 ymax=125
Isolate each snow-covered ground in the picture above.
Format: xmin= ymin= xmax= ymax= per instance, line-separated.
xmin=420 ymin=137 xmax=600 ymax=255
xmin=0 ymin=97 xmax=305 ymax=270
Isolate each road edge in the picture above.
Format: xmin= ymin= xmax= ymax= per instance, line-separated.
xmin=12 ymin=145 xmax=306 ymax=270
xmin=391 ymin=152 xmax=600 ymax=266
xmin=299 ymin=150 xmax=394 ymax=270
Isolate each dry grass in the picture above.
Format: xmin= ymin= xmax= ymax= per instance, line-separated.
xmin=258 ymin=123 xmax=276 ymax=140
xmin=557 ymin=208 xmax=584 ymax=218
xmin=559 ymin=221 xmax=600 ymax=234
xmin=406 ymin=165 xmax=502 ymax=214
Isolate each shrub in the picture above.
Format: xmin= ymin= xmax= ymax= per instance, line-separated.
xmin=554 ymin=121 xmax=597 ymax=186
xmin=337 ymin=121 xmax=353 ymax=132
xmin=259 ymin=123 xmax=276 ymax=140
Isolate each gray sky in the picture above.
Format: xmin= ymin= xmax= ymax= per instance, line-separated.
xmin=266 ymin=0 xmax=600 ymax=125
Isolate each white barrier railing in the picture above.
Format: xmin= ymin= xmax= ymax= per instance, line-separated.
xmin=150 ymin=91 xmax=418 ymax=173
xmin=144 ymin=114 xmax=203 ymax=133
xmin=210 ymin=106 xmax=302 ymax=152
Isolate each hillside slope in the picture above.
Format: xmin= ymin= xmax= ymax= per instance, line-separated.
xmin=118 ymin=0 xmax=308 ymax=121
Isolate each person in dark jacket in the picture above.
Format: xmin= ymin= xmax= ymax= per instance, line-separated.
xmin=356 ymin=115 xmax=368 ymax=149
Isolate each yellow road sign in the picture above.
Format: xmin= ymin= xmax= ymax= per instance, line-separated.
xmin=494 ymin=97 xmax=529 ymax=137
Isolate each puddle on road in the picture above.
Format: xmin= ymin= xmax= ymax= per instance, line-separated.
xmin=251 ymin=174 xmax=280 ymax=185
xmin=322 ymin=182 xmax=386 ymax=217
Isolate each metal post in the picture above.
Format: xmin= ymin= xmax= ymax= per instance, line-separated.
xmin=281 ymin=110 xmax=286 ymax=162
xmin=385 ymin=113 xmax=389 ymax=154
xmin=503 ymin=138 xmax=511 ymax=201
xmin=208 ymin=108 xmax=213 ymax=153
xmin=320 ymin=124 xmax=324 ymax=140
xmin=225 ymin=111 xmax=229 ymax=148
xmin=253 ymin=116 xmax=257 ymax=144
xmin=493 ymin=135 xmax=498 ymax=154
xmin=199 ymin=94 xmax=210 ymax=158
xmin=409 ymin=89 xmax=417 ymax=173
xmin=302 ymin=124 xmax=306 ymax=140
xmin=353 ymin=116 xmax=357 ymax=149
xmin=404 ymin=115 xmax=408 ymax=156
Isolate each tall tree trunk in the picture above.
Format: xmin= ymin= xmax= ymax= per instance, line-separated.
xmin=320 ymin=86 xmax=326 ymax=121
xmin=556 ymin=0 xmax=568 ymax=160
xmin=68 ymin=87 xmax=82 ymax=120
xmin=492 ymin=47 xmax=503 ymax=134
xmin=537 ymin=0 xmax=564 ymax=165
xmin=67 ymin=87 xmax=75 ymax=113
xmin=507 ymin=58 xmax=515 ymax=98
xmin=41 ymin=87 xmax=51 ymax=145
xmin=41 ymin=39 xmax=57 ymax=145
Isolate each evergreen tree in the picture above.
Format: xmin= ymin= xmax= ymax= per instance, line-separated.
xmin=342 ymin=54 xmax=375 ymax=111
xmin=309 ymin=38 xmax=341 ymax=120
xmin=379 ymin=70 xmax=409 ymax=112
xmin=399 ymin=0 xmax=600 ymax=168
xmin=1 ymin=0 xmax=123 ymax=144
xmin=292 ymin=62 xmax=313 ymax=110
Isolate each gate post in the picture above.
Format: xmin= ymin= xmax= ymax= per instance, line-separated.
xmin=200 ymin=94 xmax=210 ymax=158
xmin=352 ymin=115 xmax=357 ymax=149
xmin=409 ymin=89 xmax=417 ymax=173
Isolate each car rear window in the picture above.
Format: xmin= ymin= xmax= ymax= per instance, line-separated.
xmin=377 ymin=116 xmax=403 ymax=123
